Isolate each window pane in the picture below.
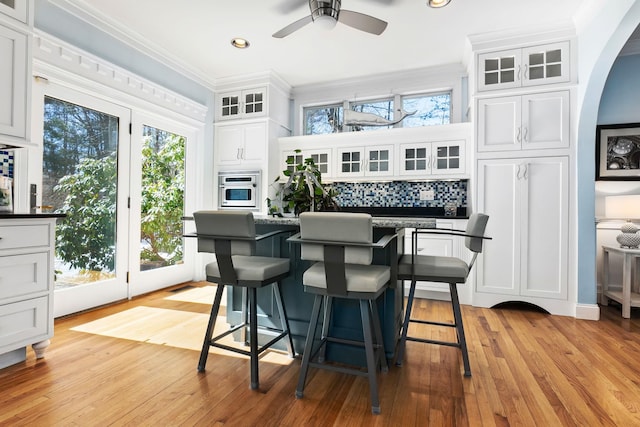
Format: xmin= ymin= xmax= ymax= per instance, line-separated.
xmin=349 ymin=99 xmax=394 ymax=131
xmin=43 ymin=96 xmax=118 ymax=289
xmin=402 ymin=93 xmax=451 ymax=127
xmin=304 ymin=105 xmax=343 ymax=135
xmin=140 ymin=125 xmax=186 ymax=271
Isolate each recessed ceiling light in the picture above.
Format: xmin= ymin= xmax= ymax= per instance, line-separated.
xmin=231 ymin=38 xmax=250 ymax=49
xmin=427 ymin=0 xmax=451 ymax=8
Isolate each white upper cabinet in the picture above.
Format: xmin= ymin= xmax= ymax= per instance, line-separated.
xmin=477 ymin=41 xmax=570 ymax=92
xmin=216 ymin=87 xmax=266 ymax=121
xmin=0 ymin=23 xmax=27 ymax=141
xmin=0 ymin=0 xmax=28 ymax=24
xmin=336 ymin=144 xmax=394 ymax=179
xmin=215 ymin=121 xmax=267 ymax=168
xmin=399 ymin=140 xmax=465 ymax=177
xmin=477 ymin=90 xmax=570 ymax=153
xmin=281 ymin=148 xmax=333 ymax=179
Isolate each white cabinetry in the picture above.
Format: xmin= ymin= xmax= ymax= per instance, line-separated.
xmin=0 ymin=22 xmax=27 ymax=141
xmin=215 ymin=121 xmax=267 ymax=168
xmin=475 ymin=157 xmax=569 ymax=310
xmin=399 ymin=140 xmax=465 ymax=176
xmin=336 ymin=144 xmax=394 ymax=179
xmin=0 ymin=0 xmax=28 ymax=23
xmin=477 ymin=41 xmax=570 ymax=91
xmin=0 ymin=217 xmax=56 ymax=369
xmin=282 ymin=148 xmax=332 ymax=178
xmin=477 ymin=91 xmax=569 ymax=152
xmin=216 ymin=87 xmax=266 ymax=121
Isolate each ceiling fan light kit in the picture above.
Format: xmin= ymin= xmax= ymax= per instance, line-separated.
xmin=272 ymin=0 xmax=388 ymax=38
xmin=428 ymin=0 xmax=452 ymax=8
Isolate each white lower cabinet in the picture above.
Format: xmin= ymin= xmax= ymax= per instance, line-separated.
xmin=475 ymin=157 xmax=569 ymax=310
xmin=0 ymin=218 xmax=56 ymax=369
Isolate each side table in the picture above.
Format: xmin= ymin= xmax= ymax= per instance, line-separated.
xmin=601 ymin=245 xmax=640 ymax=318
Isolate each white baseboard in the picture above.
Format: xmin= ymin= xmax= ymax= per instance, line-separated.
xmin=575 ymin=303 xmax=600 ymax=320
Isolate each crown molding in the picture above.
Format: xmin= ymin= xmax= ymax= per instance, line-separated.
xmin=33 ymin=31 xmax=208 ymax=122
xmin=467 ymin=21 xmax=576 ymax=53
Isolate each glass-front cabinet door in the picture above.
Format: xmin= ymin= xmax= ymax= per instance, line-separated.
xmin=336 ymin=145 xmax=393 ymax=179
xmin=478 ymin=41 xmax=569 ymax=91
xmin=399 ymin=141 xmax=465 ymax=176
xmin=478 ymin=48 xmax=521 ymax=91
xmin=0 ymin=0 xmax=28 ymax=23
xmin=217 ymin=87 xmax=266 ymax=120
xmin=521 ymin=41 xmax=570 ymax=87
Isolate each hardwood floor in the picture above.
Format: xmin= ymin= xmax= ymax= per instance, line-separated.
xmin=1 ymin=281 xmax=640 ymax=426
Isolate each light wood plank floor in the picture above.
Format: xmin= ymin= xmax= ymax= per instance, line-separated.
xmin=1 ymin=281 xmax=640 ymax=426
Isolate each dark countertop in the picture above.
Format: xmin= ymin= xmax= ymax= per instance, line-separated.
xmin=0 ymin=213 xmax=66 ymax=219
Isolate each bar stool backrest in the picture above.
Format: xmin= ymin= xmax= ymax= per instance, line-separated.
xmin=465 ymin=213 xmax=490 ymax=254
xmin=193 ymin=210 xmax=256 ymax=256
xmin=299 ymin=212 xmax=373 ymax=265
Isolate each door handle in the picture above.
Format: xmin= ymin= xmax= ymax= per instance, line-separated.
xmin=523 ymin=64 xmax=529 ymax=80
xmin=516 ymin=127 xmax=521 ymax=143
xmin=523 ymin=127 xmax=528 ymax=142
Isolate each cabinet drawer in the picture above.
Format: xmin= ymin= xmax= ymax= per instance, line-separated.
xmin=0 ymin=296 xmax=49 ymax=352
xmin=0 ymin=224 xmax=51 ymax=250
xmin=0 ymin=252 xmax=49 ymax=300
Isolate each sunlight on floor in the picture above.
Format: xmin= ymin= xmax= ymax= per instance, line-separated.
xmin=164 ymin=285 xmax=221 ymax=305
xmin=70 ymin=288 xmax=293 ymax=366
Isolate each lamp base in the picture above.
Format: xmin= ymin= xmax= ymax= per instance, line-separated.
xmin=617 ymin=222 xmax=640 ymax=249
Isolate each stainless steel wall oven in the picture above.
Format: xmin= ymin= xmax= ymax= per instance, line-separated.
xmin=218 ymin=170 xmax=260 ymax=210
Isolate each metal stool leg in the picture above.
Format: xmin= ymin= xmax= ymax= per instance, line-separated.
xmin=273 ymin=281 xmax=295 ymax=358
xmin=318 ymin=295 xmax=332 ymax=363
xmin=198 ymin=284 xmax=226 ymax=372
xmin=369 ymin=299 xmax=388 ymax=372
xmin=396 ymin=279 xmax=417 ymax=366
xmin=360 ymin=299 xmax=381 ymax=415
xmin=296 ymin=294 xmax=323 ymax=399
xmin=248 ymin=287 xmax=260 ymax=389
xmin=450 ymin=283 xmax=471 ymax=377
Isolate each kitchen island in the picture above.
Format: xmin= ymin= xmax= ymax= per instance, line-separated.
xmin=222 ymin=214 xmax=436 ymax=365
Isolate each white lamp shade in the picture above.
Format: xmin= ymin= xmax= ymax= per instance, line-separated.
xmin=605 ymin=195 xmax=640 ymax=219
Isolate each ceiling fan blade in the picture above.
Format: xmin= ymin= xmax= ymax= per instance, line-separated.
xmin=274 ymin=0 xmax=308 ymax=14
xmin=272 ymin=15 xmax=314 ymax=38
xmin=338 ymin=10 xmax=388 ymax=35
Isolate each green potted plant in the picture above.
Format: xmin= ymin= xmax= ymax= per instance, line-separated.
xmin=267 ymin=150 xmax=338 ymax=216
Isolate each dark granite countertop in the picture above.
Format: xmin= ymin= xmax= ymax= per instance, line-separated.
xmin=0 ymin=213 xmax=66 ymax=219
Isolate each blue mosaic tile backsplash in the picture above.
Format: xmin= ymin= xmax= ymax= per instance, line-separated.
xmin=329 ymin=180 xmax=467 ymax=208
xmin=0 ymin=150 xmax=14 ymax=178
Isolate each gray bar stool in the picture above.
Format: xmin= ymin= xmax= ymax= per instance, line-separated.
xmin=288 ymin=212 xmax=397 ymax=414
xmin=396 ymin=213 xmax=490 ymax=376
xmin=193 ymin=210 xmax=295 ymax=390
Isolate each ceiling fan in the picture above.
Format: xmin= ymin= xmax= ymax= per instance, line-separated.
xmin=272 ymin=0 xmax=388 ymax=38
